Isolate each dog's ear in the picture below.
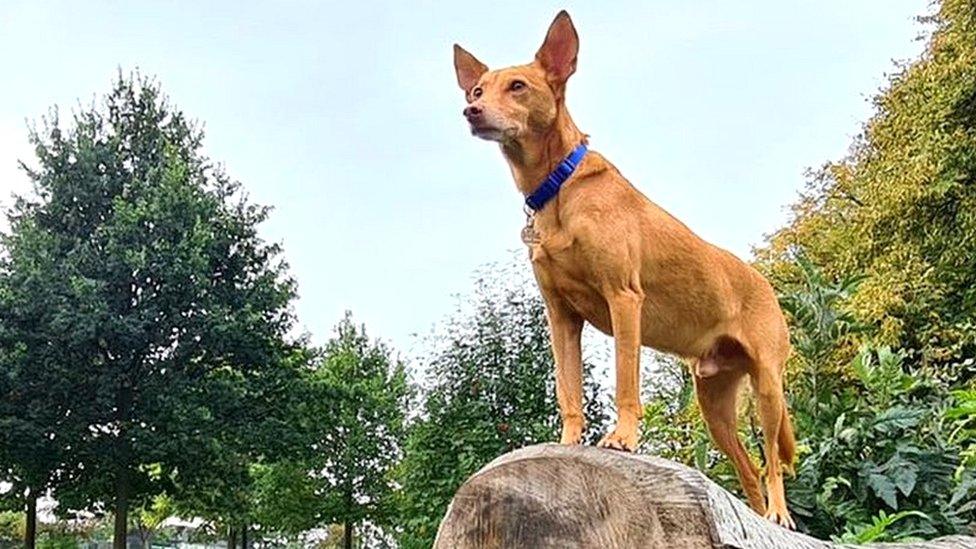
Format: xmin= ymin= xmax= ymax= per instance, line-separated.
xmin=535 ymin=10 xmax=579 ymax=84
xmin=454 ymin=44 xmax=488 ymax=92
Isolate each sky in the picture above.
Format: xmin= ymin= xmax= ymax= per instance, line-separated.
xmin=0 ymin=1 xmax=930 ymax=354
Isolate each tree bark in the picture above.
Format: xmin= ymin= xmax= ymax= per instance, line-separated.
xmin=343 ymin=520 xmax=353 ymax=549
xmin=113 ymin=378 xmax=133 ymax=549
xmin=24 ymin=489 xmax=37 ymax=549
xmin=435 ymin=444 xmax=976 ymax=549
xmin=228 ymin=526 xmax=237 ymax=549
xmin=113 ymin=470 xmax=129 ymax=549
xmin=240 ymin=524 xmax=248 ymax=549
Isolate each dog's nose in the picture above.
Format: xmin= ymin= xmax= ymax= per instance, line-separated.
xmin=463 ymin=105 xmax=483 ymax=120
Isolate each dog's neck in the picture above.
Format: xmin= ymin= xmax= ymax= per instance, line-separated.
xmin=500 ymin=104 xmax=586 ymax=197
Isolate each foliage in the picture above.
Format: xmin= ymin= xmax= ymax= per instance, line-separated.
xmin=394 ymin=261 xmax=610 ymax=548
xmin=640 ymin=357 xmax=745 ymax=492
xmin=756 ymin=0 xmax=976 ymax=378
xmin=0 ymin=510 xmax=24 ymax=544
xmin=790 ymin=345 xmax=968 ymax=540
xmin=313 ymin=313 xmax=409 ymax=546
xmin=835 ymin=510 xmax=930 ymax=544
xmin=135 ymin=493 xmax=174 ymax=545
xmin=246 ymin=314 xmax=408 ymax=546
xmin=250 ymin=460 xmax=323 ymax=538
xmin=749 ymin=0 xmax=976 ymax=540
xmin=0 ymin=72 xmax=300 ymax=546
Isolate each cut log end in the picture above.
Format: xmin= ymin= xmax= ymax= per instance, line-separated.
xmin=434 ymin=443 xmax=976 ymax=549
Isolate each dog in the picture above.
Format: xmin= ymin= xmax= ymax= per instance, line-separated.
xmin=452 ymin=10 xmax=797 ymax=527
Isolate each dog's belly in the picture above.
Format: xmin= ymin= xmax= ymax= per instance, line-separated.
xmin=555 ymin=281 xmax=704 ymax=355
xmin=534 ymin=247 xmax=718 ymax=357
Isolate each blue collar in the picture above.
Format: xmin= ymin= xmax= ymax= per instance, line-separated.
xmin=524 ymin=143 xmax=588 ymax=212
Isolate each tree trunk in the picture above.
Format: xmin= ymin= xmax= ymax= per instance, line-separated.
xmin=24 ymin=489 xmax=37 ymax=549
xmin=240 ymin=524 xmax=248 ymax=549
xmin=114 ymin=379 xmax=133 ymax=549
xmin=435 ymin=443 xmax=976 ymax=548
xmin=113 ymin=471 xmax=129 ymax=549
xmin=228 ymin=527 xmax=237 ymax=549
xmin=343 ymin=520 xmax=353 ymax=549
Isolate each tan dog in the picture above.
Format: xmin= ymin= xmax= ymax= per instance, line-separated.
xmin=453 ymin=11 xmax=796 ymax=527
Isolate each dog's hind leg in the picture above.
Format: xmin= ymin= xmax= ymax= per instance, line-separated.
xmin=694 ymin=366 xmax=766 ymax=514
xmin=750 ymin=358 xmax=796 ymax=529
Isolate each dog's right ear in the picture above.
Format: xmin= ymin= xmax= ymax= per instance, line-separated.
xmin=454 ymin=44 xmax=488 ymax=92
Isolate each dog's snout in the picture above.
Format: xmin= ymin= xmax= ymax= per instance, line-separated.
xmin=463 ymin=105 xmax=483 ymax=120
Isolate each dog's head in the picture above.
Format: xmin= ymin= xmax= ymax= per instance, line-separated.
xmin=453 ymin=11 xmax=579 ymax=143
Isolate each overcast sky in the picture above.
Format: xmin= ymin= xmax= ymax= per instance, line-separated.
xmin=0 ymin=1 xmax=929 ymax=353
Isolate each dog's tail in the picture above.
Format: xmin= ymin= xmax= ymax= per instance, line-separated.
xmin=778 ymin=405 xmax=797 ymax=475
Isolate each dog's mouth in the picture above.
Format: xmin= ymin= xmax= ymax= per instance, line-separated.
xmin=469 ymin=123 xmax=515 ymax=142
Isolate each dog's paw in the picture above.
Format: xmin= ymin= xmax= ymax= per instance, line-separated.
xmin=764 ymin=507 xmax=796 ymax=530
xmin=559 ymin=421 xmax=584 ymax=445
xmin=597 ymin=429 xmax=638 ymax=452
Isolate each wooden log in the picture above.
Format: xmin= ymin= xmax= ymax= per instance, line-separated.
xmin=434 ymin=443 xmax=976 ymax=549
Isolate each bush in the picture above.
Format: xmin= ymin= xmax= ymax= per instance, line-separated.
xmin=790 ymin=345 xmax=970 ymax=540
xmin=0 ymin=511 xmax=24 ymax=544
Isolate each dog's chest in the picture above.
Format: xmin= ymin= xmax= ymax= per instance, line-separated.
xmin=529 ymin=235 xmax=613 ymax=333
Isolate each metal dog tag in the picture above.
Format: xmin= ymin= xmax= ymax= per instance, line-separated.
xmin=521 ymin=216 xmax=540 ymax=246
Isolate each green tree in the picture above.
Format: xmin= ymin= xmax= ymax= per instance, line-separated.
xmin=170 ymin=343 xmax=319 ymax=548
xmin=747 ymin=0 xmax=976 ymax=538
xmin=0 ymin=237 xmax=78 ymax=549
xmin=0 ymin=73 xmax=298 ymax=549
xmin=757 ymin=0 xmax=976 ymax=379
xmin=312 ymin=313 xmax=408 ymax=549
xmin=134 ymin=493 xmax=174 ymax=547
xmin=0 ymin=185 xmax=102 ymax=548
xmin=395 ymin=261 xmax=610 ymax=548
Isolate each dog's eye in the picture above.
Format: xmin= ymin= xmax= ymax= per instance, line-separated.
xmin=510 ymin=80 xmax=526 ymax=91
xmin=472 ymin=86 xmax=483 ymax=99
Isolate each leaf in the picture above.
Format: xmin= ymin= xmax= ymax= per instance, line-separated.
xmin=872 ymin=406 xmax=925 ymax=435
xmin=844 ymin=510 xmax=930 ymax=543
xmin=949 ymin=475 xmax=976 ymax=507
xmin=890 ymin=463 xmax=918 ymax=497
xmin=867 ymin=473 xmax=899 ymax=509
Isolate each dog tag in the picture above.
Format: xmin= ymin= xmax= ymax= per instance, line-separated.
xmin=521 ymin=217 xmax=540 ymax=246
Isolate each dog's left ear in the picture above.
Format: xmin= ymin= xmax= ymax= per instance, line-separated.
xmin=535 ymin=10 xmax=579 ymax=84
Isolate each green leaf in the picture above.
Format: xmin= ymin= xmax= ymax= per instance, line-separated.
xmin=867 ymin=473 xmax=899 ymax=510
xmin=872 ymin=406 xmax=925 ymax=435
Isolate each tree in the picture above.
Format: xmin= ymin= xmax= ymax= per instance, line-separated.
xmin=168 ymin=343 xmax=319 ymax=548
xmin=0 ymin=73 xmax=298 ymax=549
xmin=134 ymin=493 xmax=174 ymax=547
xmin=0 ymin=217 xmax=84 ymax=549
xmin=395 ymin=260 xmax=610 ymax=548
xmin=0 ymin=177 xmax=112 ymax=547
xmin=747 ymin=1 xmax=976 ymax=537
xmin=756 ymin=0 xmax=976 ymax=379
xmin=314 ymin=313 xmax=408 ymax=549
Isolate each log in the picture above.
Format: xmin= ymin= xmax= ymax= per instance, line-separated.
xmin=434 ymin=443 xmax=976 ymax=549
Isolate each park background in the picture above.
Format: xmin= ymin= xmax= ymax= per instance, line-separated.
xmin=1 ymin=0 xmax=975 ymax=547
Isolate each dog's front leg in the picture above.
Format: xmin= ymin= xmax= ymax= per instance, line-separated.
xmin=598 ymin=289 xmax=643 ymax=451
xmin=542 ymin=293 xmax=586 ymax=445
